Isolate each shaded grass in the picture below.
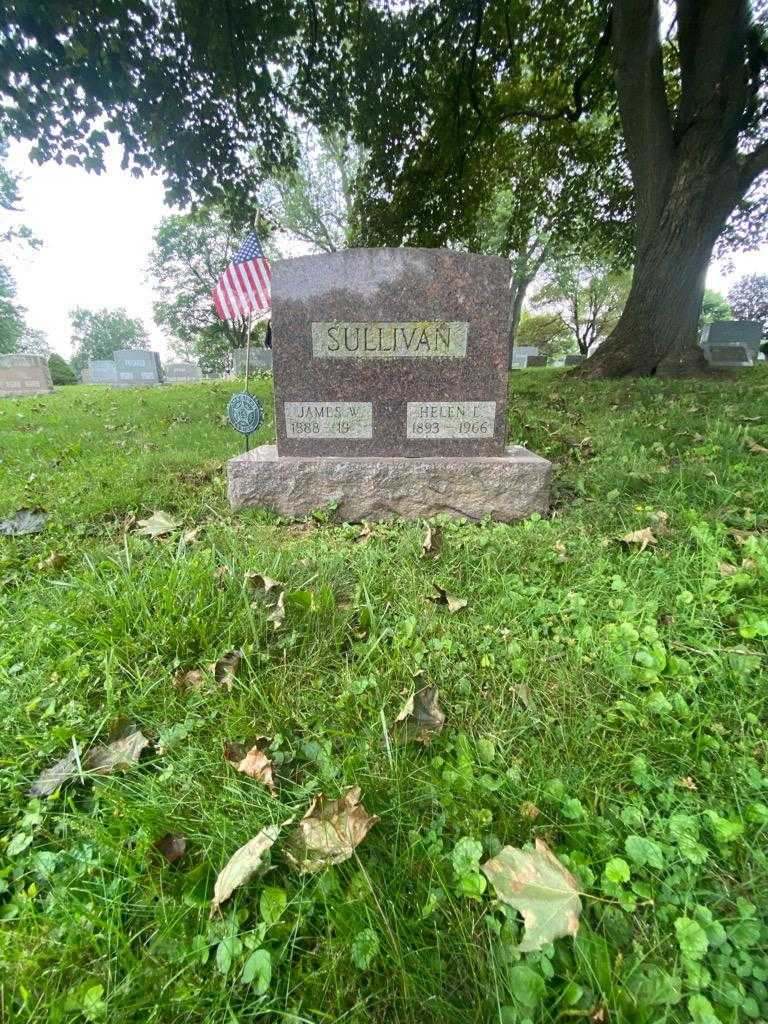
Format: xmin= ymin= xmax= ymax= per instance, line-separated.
xmin=1 ymin=370 xmax=767 ymax=1023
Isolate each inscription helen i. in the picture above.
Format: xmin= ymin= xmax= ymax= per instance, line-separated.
xmin=284 ymin=401 xmax=373 ymax=439
xmin=312 ymin=321 xmax=468 ymax=359
xmin=407 ymin=401 xmax=496 ymax=439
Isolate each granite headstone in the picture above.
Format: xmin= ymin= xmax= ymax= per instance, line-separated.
xmin=164 ymin=361 xmax=203 ymax=382
xmin=564 ymin=353 xmax=584 ymax=366
xmin=272 ymin=248 xmax=510 ymax=458
xmin=113 ymin=349 xmax=162 ymax=387
xmin=232 ymin=347 xmax=273 ymax=374
xmin=0 ymin=354 xmax=54 ymax=397
xmin=228 ymin=248 xmax=552 ymax=522
xmin=88 ymin=359 xmax=118 ymax=384
xmin=701 ymin=320 xmax=762 ymax=368
xmin=525 ymin=354 xmax=548 ymax=368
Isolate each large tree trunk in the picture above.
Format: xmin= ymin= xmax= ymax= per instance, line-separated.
xmin=579 ymin=180 xmax=728 ymax=377
xmin=578 ymin=0 xmax=761 ymax=379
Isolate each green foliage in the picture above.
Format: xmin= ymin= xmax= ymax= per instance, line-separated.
xmin=0 ymin=2 xmax=309 ymax=207
xmin=0 ymin=263 xmax=24 ymax=354
xmin=148 ymin=206 xmax=252 ymax=372
xmin=48 ymin=353 xmax=77 ymax=385
xmin=69 ymin=307 xmax=149 ymax=373
xmin=727 ymin=274 xmax=768 ymax=339
xmin=515 ymin=312 xmax=574 ymax=358
xmin=1 ymin=368 xmax=768 ymax=1021
xmin=531 ymin=254 xmax=631 ymax=356
xmin=258 ymin=127 xmax=360 ymax=253
xmin=700 ymin=289 xmax=732 ymax=326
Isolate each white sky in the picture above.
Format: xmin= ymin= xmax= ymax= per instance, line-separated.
xmin=2 ymin=138 xmax=767 ymax=359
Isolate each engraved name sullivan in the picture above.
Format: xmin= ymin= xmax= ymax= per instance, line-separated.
xmin=312 ymin=321 xmax=468 ymax=359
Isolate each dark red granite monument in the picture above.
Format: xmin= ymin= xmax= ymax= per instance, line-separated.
xmin=228 ymin=248 xmax=551 ymax=521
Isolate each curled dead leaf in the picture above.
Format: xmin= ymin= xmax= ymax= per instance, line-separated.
xmin=619 ymin=528 xmax=658 ymax=552
xmin=266 ymin=591 xmax=286 ymax=630
xmin=181 ymin=526 xmax=203 ymax=545
xmin=27 ymin=729 xmax=150 ymax=796
xmin=211 ymin=650 xmax=243 ymax=690
xmin=245 ymin=571 xmax=283 ymax=593
xmin=285 ymin=786 xmax=379 ymax=873
xmin=718 ymin=561 xmax=739 ymax=577
xmin=519 ymin=801 xmax=541 ymax=820
xmin=394 ymin=687 xmax=445 ymax=744
xmin=355 ymin=522 xmax=373 ymax=543
xmin=421 ymin=524 xmax=443 ymax=557
xmin=482 ymin=838 xmax=582 ymax=952
xmin=745 ymin=437 xmax=768 ymax=455
xmin=36 ymin=551 xmax=67 ymax=572
xmin=173 ymin=668 xmax=206 ymax=690
xmin=225 ymin=743 xmax=277 ymax=795
xmin=652 ymin=510 xmax=671 ymax=535
xmin=728 ymin=528 xmax=755 ymax=545
xmin=679 ymin=776 xmax=697 ymax=791
xmin=428 ymin=584 xmax=468 ymax=613
xmin=154 ymin=832 xmax=187 ymax=863
xmin=136 ymin=511 xmax=179 ymax=538
xmin=210 ymin=824 xmax=280 ymax=915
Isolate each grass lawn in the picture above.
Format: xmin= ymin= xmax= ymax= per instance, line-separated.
xmin=1 ymin=370 xmax=767 ymax=1024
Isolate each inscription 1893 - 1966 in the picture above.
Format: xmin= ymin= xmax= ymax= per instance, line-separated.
xmin=312 ymin=321 xmax=468 ymax=359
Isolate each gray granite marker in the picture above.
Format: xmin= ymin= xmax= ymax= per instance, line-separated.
xmin=0 ymin=354 xmax=54 ymax=397
xmin=113 ymin=349 xmax=162 ymax=387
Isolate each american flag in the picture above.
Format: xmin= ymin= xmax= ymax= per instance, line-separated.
xmin=212 ymin=230 xmax=271 ymax=323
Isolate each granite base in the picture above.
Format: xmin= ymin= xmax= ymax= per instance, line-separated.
xmin=228 ymin=444 xmax=551 ymax=522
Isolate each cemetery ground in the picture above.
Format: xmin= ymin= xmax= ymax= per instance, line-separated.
xmin=1 ymin=370 xmax=768 ymax=1024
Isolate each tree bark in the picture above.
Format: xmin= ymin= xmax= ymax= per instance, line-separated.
xmin=579 ymin=0 xmax=758 ymax=378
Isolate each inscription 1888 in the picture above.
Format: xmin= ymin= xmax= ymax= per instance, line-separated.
xmin=312 ymin=321 xmax=468 ymax=359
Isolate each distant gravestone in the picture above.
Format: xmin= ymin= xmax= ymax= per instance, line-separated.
xmin=164 ymin=361 xmax=203 ymax=383
xmin=228 ymin=248 xmax=551 ymax=521
xmin=701 ymin=321 xmax=762 ymax=368
xmin=564 ymin=353 xmax=584 ymax=366
xmin=88 ymin=359 xmax=118 ymax=384
xmin=0 ymin=354 xmax=54 ymax=397
xmin=232 ymin=347 xmax=273 ymax=374
xmin=113 ymin=349 xmax=162 ymax=386
xmin=80 ymin=367 xmax=91 ymax=384
xmin=510 ymin=345 xmax=539 ymax=369
xmin=525 ymin=354 xmax=548 ymax=367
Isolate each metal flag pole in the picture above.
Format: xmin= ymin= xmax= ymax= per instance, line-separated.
xmin=243 ymin=311 xmax=253 ymax=451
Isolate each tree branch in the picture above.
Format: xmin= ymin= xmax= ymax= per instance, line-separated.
xmin=739 ymin=139 xmax=768 ymax=193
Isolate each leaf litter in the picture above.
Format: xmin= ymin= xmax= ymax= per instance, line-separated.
xmin=482 ymin=838 xmax=582 ymax=952
xmin=285 ymin=786 xmax=378 ymax=873
xmin=0 ymin=508 xmax=48 ymax=536
xmin=28 ymin=729 xmax=151 ymax=797
xmin=428 ymin=584 xmax=468 ymax=612
xmin=394 ymin=687 xmax=446 ymax=744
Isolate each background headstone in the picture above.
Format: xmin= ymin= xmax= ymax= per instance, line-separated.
xmin=232 ymin=347 xmax=273 ymax=374
xmin=564 ymin=353 xmax=584 ymax=366
xmin=164 ymin=361 xmax=203 ymax=382
xmin=88 ymin=359 xmax=118 ymax=384
xmin=272 ymin=248 xmax=511 ymax=457
xmin=0 ymin=354 xmax=54 ymax=397
xmin=525 ymin=354 xmax=548 ymax=367
xmin=701 ymin=320 xmax=762 ymax=367
xmin=510 ymin=345 xmax=540 ymax=369
xmin=113 ymin=349 xmax=162 ymax=387
xmin=80 ymin=367 xmax=92 ymax=384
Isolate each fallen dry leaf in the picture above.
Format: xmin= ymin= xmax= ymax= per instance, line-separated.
xmin=619 ymin=528 xmax=658 ymax=552
xmin=652 ymin=510 xmax=671 ymax=535
xmin=173 ymin=668 xmax=206 ymax=690
xmin=226 ymin=744 xmax=277 ymax=795
xmin=36 ymin=551 xmax=67 ymax=572
xmin=88 ymin=730 xmax=151 ymax=774
xmin=28 ymin=729 xmax=150 ymax=796
xmin=394 ymin=687 xmax=446 ymax=744
xmin=421 ymin=524 xmax=444 ymax=557
xmin=245 ymin=572 xmax=283 ymax=593
xmin=519 ymin=802 xmax=541 ymax=820
xmin=355 ymin=522 xmax=373 ymax=543
xmin=27 ymin=748 xmax=80 ymax=797
xmin=742 ymin=557 xmax=757 ymax=570
xmin=482 ymin=838 xmax=582 ymax=952
xmin=210 ymin=825 xmax=280 ymax=915
xmin=120 ymin=512 xmax=138 ymax=534
xmin=0 ymin=507 xmax=48 ymax=537
xmin=285 ymin=786 xmax=379 ymax=874
xmin=553 ymin=541 xmax=568 ymax=563
xmin=154 ymin=833 xmax=187 ymax=863
xmin=211 ymin=650 xmax=243 ymax=690
xmin=266 ymin=591 xmax=286 ymax=630
xmin=679 ymin=776 xmax=698 ymax=791
xmin=181 ymin=526 xmax=203 ymax=545
xmin=728 ymin=528 xmax=756 ymax=545
xmin=428 ymin=585 xmax=468 ymax=613
xmin=745 ymin=437 xmax=768 ymax=455
xmin=214 ymin=565 xmax=231 ymax=583
xmin=718 ymin=561 xmax=739 ymax=577
xmin=136 ymin=511 xmax=179 ymax=538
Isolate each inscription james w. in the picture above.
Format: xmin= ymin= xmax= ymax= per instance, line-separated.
xmin=312 ymin=321 xmax=468 ymax=359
